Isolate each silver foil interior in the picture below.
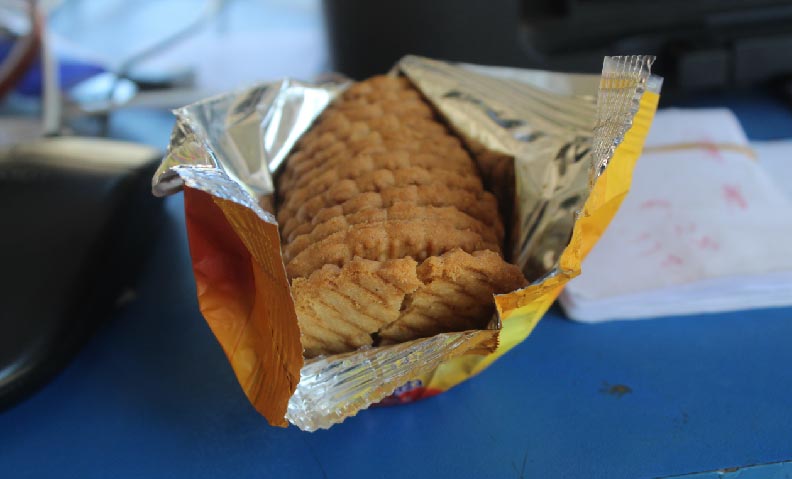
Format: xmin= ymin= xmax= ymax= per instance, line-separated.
xmin=154 ymin=79 xmax=348 ymax=201
xmin=400 ymin=56 xmax=659 ymax=279
xmin=153 ymin=56 xmax=659 ymax=431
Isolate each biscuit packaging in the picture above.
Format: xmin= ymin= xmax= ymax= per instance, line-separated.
xmin=153 ymin=55 xmax=661 ymax=431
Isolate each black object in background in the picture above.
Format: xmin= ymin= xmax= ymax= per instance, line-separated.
xmin=0 ymin=138 xmax=163 ymax=410
xmin=323 ymin=0 xmax=792 ymax=94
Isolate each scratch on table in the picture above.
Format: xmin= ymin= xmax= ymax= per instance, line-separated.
xmin=461 ymin=402 xmax=498 ymax=444
xmin=302 ymin=437 xmax=329 ymax=479
xmin=600 ymin=382 xmax=632 ymax=398
xmin=672 ymin=409 xmax=689 ymax=429
xmin=517 ymin=448 xmax=528 ymax=479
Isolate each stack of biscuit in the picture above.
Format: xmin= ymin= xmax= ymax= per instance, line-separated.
xmin=276 ymin=75 xmax=527 ymax=358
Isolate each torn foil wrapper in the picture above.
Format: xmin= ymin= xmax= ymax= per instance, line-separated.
xmin=400 ymin=55 xmax=660 ymax=278
xmin=153 ymin=55 xmax=661 ymax=431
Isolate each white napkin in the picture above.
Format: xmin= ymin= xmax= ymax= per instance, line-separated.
xmin=752 ymin=140 xmax=792 ymax=201
xmin=560 ymin=108 xmax=792 ymax=322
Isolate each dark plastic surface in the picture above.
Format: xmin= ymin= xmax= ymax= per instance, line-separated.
xmin=0 ymin=158 xmax=162 ymax=410
xmin=323 ymin=0 xmax=792 ymax=91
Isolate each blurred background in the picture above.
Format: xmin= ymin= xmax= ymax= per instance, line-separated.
xmin=4 ymin=0 xmax=792 ymax=137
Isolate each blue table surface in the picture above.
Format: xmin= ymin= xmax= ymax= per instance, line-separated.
xmin=2 ymin=94 xmax=792 ymax=479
